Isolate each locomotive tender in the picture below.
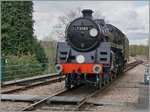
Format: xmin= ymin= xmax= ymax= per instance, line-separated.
xmin=55 ymin=9 xmax=129 ymax=89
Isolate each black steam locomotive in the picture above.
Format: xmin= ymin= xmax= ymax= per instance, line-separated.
xmin=55 ymin=9 xmax=129 ymax=89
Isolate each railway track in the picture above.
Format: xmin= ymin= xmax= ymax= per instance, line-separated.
xmin=1 ymin=73 xmax=60 ymax=87
xmin=20 ymin=60 xmax=141 ymax=111
xmin=1 ymin=75 xmax=64 ymax=94
xmin=20 ymin=85 xmax=83 ymax=111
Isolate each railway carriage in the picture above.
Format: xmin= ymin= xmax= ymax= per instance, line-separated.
xmin=55 ymin=9 xmax=129 ymax=89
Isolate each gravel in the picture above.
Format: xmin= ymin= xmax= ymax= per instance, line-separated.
xmin=86 ymin=104 xmax=124 ymax=112
xmin=0 ymin=101 xmax=30 ymax=111
xmin=14 ymin=81 xmax=65 ymax=96
xmin=97 ymin=64 xmax=144 ymax=103
xmin=37 ymin=104 xmax=78 ymax=111
xmin=91 ymin=64 xmax=145 ymax=111
xmin=1 ymin=85 xmax=20 ymax=93
xmin=1 ymin=79 xmax=57 ymax=93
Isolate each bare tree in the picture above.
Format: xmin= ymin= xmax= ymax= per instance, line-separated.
xmin=52 ymin=7 xmax=107 ymax=41
xmin=42 ymin=34 xmax=57 ymax=62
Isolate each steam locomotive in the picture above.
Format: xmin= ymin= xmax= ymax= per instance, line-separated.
xmin=55 ymin=9 xmax=129 ymax=89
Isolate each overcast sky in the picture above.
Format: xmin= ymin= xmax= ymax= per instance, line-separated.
xmin=33 ymin=1 xmax=149 ymax=45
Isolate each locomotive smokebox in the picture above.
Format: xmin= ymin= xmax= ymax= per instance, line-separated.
xmin=82 ymin=9 xmax=93 ymax=19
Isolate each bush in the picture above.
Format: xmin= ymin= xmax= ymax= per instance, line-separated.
xmin=4 ymin=54 xmax=42 ymax=81
xmin=32 ymin=37 xmax=48 ymax=70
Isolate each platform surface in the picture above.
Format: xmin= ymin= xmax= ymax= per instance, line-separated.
xmin=122 ymin=85 xmax=149 ymax=112
xmin=87 ymin=98 xmax=126 ymax=106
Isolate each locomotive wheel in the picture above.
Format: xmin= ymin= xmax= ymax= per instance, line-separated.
xmin=65 ymin=74 xmax=71 ymax=89
xmin=96 ymin=74 xmax=102 ymax=89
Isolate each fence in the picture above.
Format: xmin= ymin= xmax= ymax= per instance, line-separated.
xmin=1 ymin=62 xmax=55 ymax=83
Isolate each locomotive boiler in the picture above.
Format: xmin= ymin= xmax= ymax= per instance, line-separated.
xmin=55 ymin=9 xmax=129 ymax=89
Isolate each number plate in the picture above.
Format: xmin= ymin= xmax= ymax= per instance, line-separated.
xmin=76 ymin=26 xmax=89 ymax=31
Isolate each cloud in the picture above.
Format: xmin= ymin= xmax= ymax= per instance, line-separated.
xmin=128 ymin=32 xmax=149 ymax=39
xmin=33 ymin=1 xmax=149 ymax=45
xmin=126 ymin=32 xmax=149 ymax=45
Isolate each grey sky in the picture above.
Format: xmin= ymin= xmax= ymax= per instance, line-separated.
xmin=33 ymin=1 xmax=149 ymax=45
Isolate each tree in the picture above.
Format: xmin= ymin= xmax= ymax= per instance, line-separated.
xmin=129 ymin=45 xmax=149 ymax=58
xmin=32 ymin=36 xmax=48 ymax=66
xmin=42 ymin=35 xmax=57 ymax=62
xmin=2 ymin=1 xmax=48 ymax=65
xmin=52 ymin=7 xmax=107 ymax=41
xmin=1 ymin=1 xmax=34 ymax=56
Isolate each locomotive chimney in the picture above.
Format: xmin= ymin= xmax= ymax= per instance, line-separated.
xmin=82 ymin=9 xmax=93 ymax=19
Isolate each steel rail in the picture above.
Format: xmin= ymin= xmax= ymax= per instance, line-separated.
xmin=20 ymin=84 xmax=83 ymax=111
xmin=1 ymin=73 xmax=59 ymax=87
xmin=1 ymin=76 xmax=65 ymax=94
